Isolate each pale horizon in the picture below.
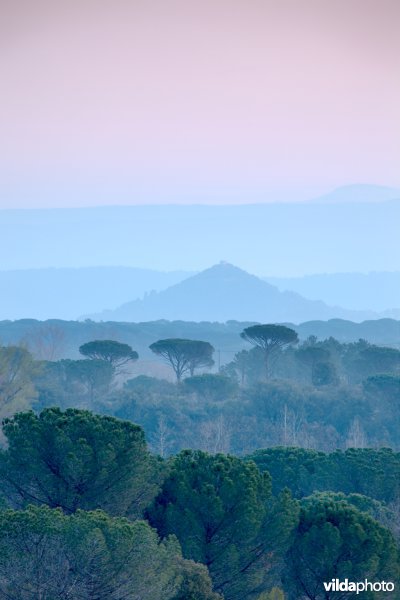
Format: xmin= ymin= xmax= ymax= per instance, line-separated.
xmin=1 ymin=0 xmax=399 ymax=208
xmin=0 ymin=182 xmax=398 ymax=210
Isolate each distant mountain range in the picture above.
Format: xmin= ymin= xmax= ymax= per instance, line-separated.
xmin=1 ymin=264 xmax=400 ymax=322
xmin=309 ymin=183 xmax=399 ymax=204
xmin=266 ymin=272 xmax=400 ymax=313
xmin=85 ymin=263 xmax=378 ymax=324
xmin=1 ymin=186 xmax=399 ymax=276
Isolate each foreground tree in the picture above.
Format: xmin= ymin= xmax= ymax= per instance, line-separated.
xmin=79 ymin=339 xmax=138 ymax=374
xmin=148 ymin=450 xmax=299 ymax=600
xmin=284 ymin=494 xmax=399 ymax=599
xmin=247 ymin=447 xmax=329 ymax=498
xmin=0 ymin=505 xmax=183 ymax=600
xmin=241 ymin=325 xmax=299 ymax=379
xmin=0 ymin=408 xmax=161 ymax=517
xmin=257 ymin=590 xmax=285 ymax=600
xmin=149 ymin=339 xmax=214 ymax=381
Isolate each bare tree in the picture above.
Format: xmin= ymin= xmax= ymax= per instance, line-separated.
xmin=24 ymin=323 xmax=66 ymax=361
xmin=0 ymin=346 xmax=37 ymax=422
xmin=150 ymin=415 xmax=174 ymax=458
xmin=280 ymin=405 xmax=304 ymax=447
xmin=199 ymin=415 xmax=231 ymax=454
xmin=346 ymin=417 xmax=368 ymax=448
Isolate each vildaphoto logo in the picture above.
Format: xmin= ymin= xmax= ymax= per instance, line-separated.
xmin=323 ymin=579 xmax=395 ymax=594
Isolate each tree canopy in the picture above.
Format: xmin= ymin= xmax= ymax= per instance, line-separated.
xmin=79 ymin=339 xmax=138 ymax=372
xmin=183 ymin=373 xmax=238 ymax=400
xmin=241 ymin=324 xmax=298 ymax=378
xmin=0 ymin=505 xmax=183 ymax=600
xmin=284 ymin=494 xmax=399 ymax=599
xmin=0 ymin=407 xmax=160 ymax=517
xmin=147 ymin=449 xmax=298 ymax=600
xmin=149 ymin=339 xmax=214 ymax=381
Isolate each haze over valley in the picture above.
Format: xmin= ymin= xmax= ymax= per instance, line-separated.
xmin=1 ymin=185 xmax=400 ymax=321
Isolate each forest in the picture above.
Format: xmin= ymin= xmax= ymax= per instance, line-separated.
xmin=0 ymin=322 xmax=399 ymax=598
xmin=2 ymin=0 xmax=400 ymax=595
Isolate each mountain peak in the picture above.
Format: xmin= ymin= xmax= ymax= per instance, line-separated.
xmin=199 ymin=262 xmax=252 ymax=276
xmin=312 ymin=184 xmax=400 ymax=204
xmin=86 ymin=263 xmax=374 ymax=323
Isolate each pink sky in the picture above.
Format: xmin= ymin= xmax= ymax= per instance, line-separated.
xmin=1 ymin=0 xmax=399 ymax=207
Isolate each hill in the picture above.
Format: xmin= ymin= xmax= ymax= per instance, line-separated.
xmin=86 ymin=263 xmax=375 ymax=323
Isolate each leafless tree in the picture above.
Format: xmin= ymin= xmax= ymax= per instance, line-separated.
xmin=150 ymin=415 xmax=174 ymax=458
xmin=346 ymin=417 xmax=368 ymax=448
xmin=24 ymin=323 xmax=66 ymax=361
xmin=199 ymin=415 xmax=231 ymax=454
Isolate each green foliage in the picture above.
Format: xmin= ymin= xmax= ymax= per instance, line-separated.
xmin=327 ymin=448 xmax=400 ymax=503
xmin=305 ymin=491 xmax=396 ymax=536
xmin=37 ymin=359 xmax=114 ymax=406
xmin=124 ymin=374 xmax=177 ymax=395
xmin=150 ymin=338 xmax=214 ymax=380
xmin=247 ymin=447 xmax=330 ymax=498
xmin=79 ymin=339 xmax=138 ymax=372
xmin=248 ymin=447 xmax=400 ymax=504
xmin=241 ymin=325 xmax=299 ymax=350
xmin=148 ymin=449 xmax=299 ymax=600
xmin=295 ymin=342 xmax=338 ymax=386
xmin=1 ymin=321 xmax=400 ymax=599
xmin=257 ymin=589 xmax=285 ymax=600
xmin=183 ymin=373 xmax=238 ymax=400
xmin=221 ymin=347 xmax=265 ymax=385
xmin=63 ymin=358 xmax=114 ymax=399
xmin=342 ymin=341 xmax=400 ymax=383
xmin=244 ymin=380 xmax=305 ymax=418
xmin=295 ymin=345 xmax=330 ymax=383
xmin=0 ymin=407 xmax=161 ymax=517
xmin=241 ymin=324 xmax=299 ymax=378
xmin=33 ymin=358 xmax=113 ymax=412
xmin=311 ymin=360 xmax=338 ymax=386
xmin=102 ymin=371 xmax=400 ymax=455
xmin=0 ymin=505 xmax=182 ymax=599
xmin=363 ymin=373 xmax=400 ymax=402
xmin=284 ymin=495 xmax=400 ymax=599
xmin=172 ymin=559 xmax=223 ymax=600
xmin=360 ymin=345 xmax=400 ymax=374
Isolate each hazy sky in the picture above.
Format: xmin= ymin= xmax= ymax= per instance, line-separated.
xmin=1 ymin=0 xmax=399 ymax=208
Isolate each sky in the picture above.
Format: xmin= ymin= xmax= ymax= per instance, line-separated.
xmin=1 ymin=0 xmax=399 ymax=208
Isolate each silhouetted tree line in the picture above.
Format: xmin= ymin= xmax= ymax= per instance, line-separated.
xmin=1 ymin=324 xmax=400 ymax=454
